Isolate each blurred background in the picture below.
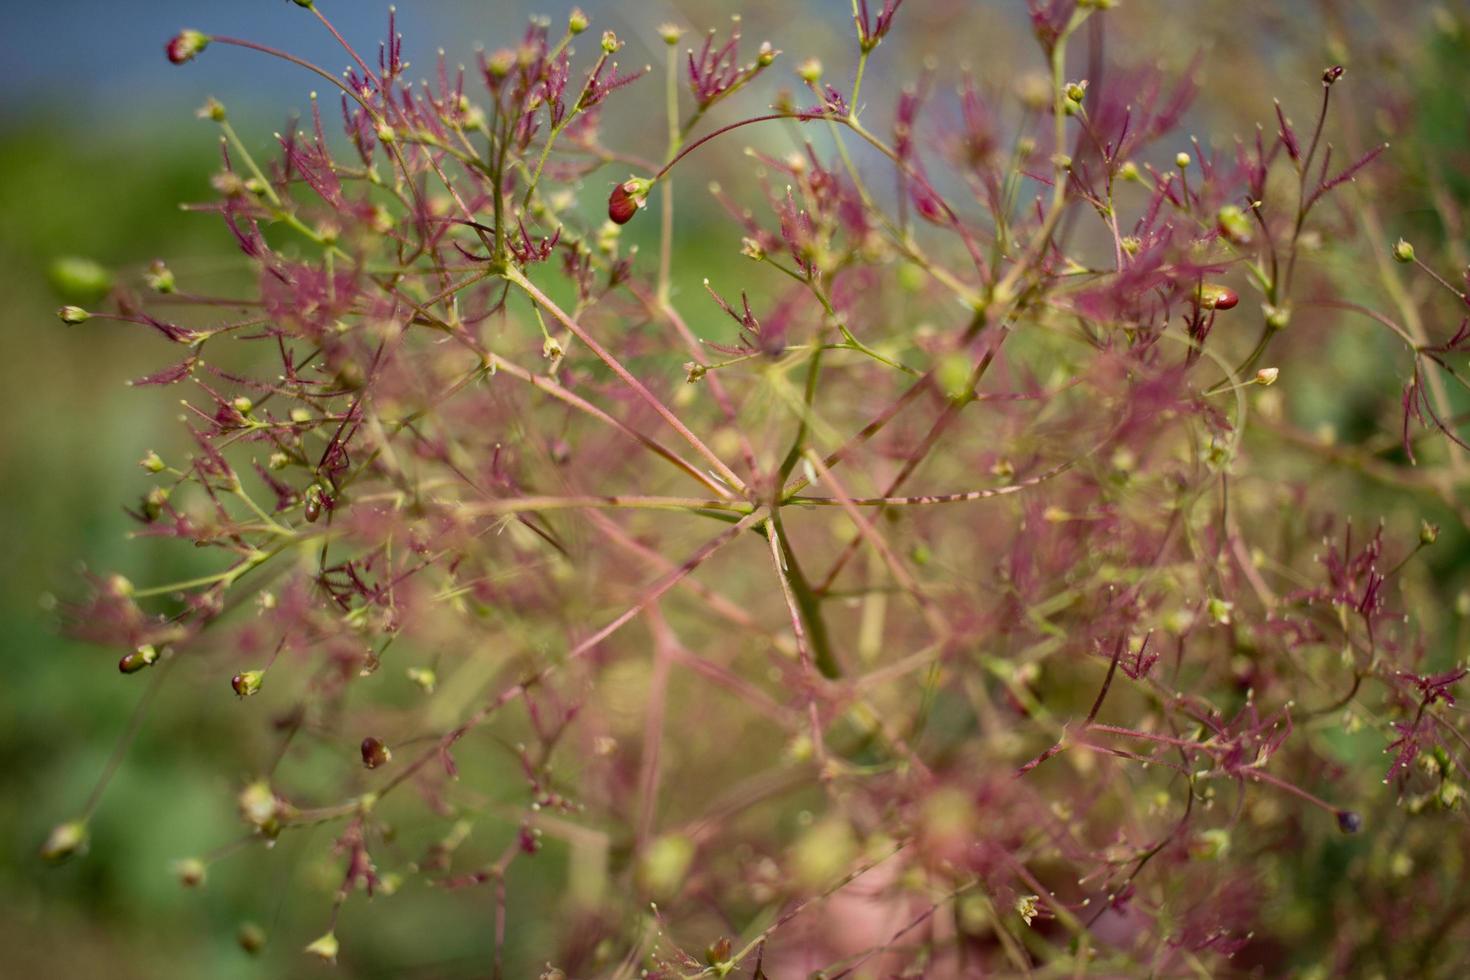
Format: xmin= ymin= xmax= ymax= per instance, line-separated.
xmin=2 ymin=1 xmax=1465 ymax=977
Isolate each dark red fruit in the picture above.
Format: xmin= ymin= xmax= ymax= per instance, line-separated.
xmin=608 ymin=183 xmax=638 ymax=224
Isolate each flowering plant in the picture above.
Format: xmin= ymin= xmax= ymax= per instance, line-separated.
xmin=47 ymin=1 xmax=1470 ymax=975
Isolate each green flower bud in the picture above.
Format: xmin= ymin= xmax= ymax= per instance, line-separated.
xmin=407 ymin=666 xmax=437 ymax=693
xmin=705 ymin=936 xmax=732 ymax=966
xmin=1263 ymin=303 xmax=1292 ymax=330
xmin=119 ymin=644 xmax=160 ymax=674
xmin=49 ymin=256 xmax=113 ymax=302
xmin=936 ymin=351 xmax=973 ymax=402
xmin=1216 ymin=204 xmax=1252 ymax=244
xmin=238 ymin=780 xmax=284 ymax=837
xmin=173 ymin=857 xmax=207 ymax=887
xmin=145 ymin=259 xmax=176 ymax=294
xmin=1207 ymin=596 xmax=1233 ymax=624
xmin=1193 ymin=828 xmax=1231 ymax=860
xmin=238 ymin=922 xmax=267 ymax=954
xmin=40 ymin=820 xmax=89 ymax=864
xmin=1392 ymin=238 xmax=1415 ymax=263
xmin=232 ymin=670 xmax=264 ymax=698
xmin=304 ymin=931 xmax=339 ymax=962
xmin=1421 ymin=520 xmax=1440 ymax=546
xmin=635 ymin=833 xmax=694 ymax=898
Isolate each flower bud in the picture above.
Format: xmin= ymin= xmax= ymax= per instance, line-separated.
xmin=211 ymin=171 xmax=247 ymax=198
xmin=567 ymin=8 xmax=589 ymax=34
xmin=607 ymin=183 xmax=638 ymax=224
xmin=635 ymin=833 xmax=694 ymax=898
xmin=1421 ymin=519 xmax=1440 ymax=546
xmin=1208 ymin=597 xmax=1233 ymax=624
xmin=1322 ymin=65 xmax=1345 ymax=85
xmin=1255 ymin=367 xmax=1279 ymax=386
xmin=232 ymin=670 xmax=264 ymax=698
xmin=757 ymin=41 xmax=777 ymax=67
xmin=1336 ymin=809 xmax=1362 ymax=833
xmin=705 ymin=936 xmax=732 ymax=966
xmin=173 ymin=857 xmax=207 ymax=887
xmin=607 ymin=177 xmax=651 ymax=225
xmin=238 ymin=922 xmax=266 ymax=955
xmin=197 ymin=97 xmax=227 ymax=122
xmin=304 ymin=485 xmax=325 ymax=522
xmin=1175 ymin=151 xmax=1191 ymax=169
xmin=600 ymin=30 xmax=621 ymax=54
xmin=1263 ymin=303 xmax=1292 ymax=330
xmin=1199 ymin=284 xmax=1238 ymax=310
xmin=238 ymin=780 xmax=283 ymax=836
xmin=1192 ymin=828 xmax=1231 ymax=860
xmin=40 ymin=820 xmax=89 ymax=864
xmin=119 ymin=644 xmax=160 ymax=674
xmin=145 ymin=259 xmax=176 ymax=294
xmin=304 ymin=931 xmax=339 ymax=963
xmin=361 ymin=736 xmax=393 ymax=769
xmin=407 ymin=666 xmax=437 ymax=692
xmin=1392 ymin=238 xmax=1415 ymax=263
xmin=57 ymin=306 xmax=90 ymax=325
xmin=1216 ymin=204 xmax=1252 ymax=244
xmin=936 ymin=352 xmax=973 ymax=402
xmin=50 ymin=255 xmax=113 ymax=301
xmin=658 ymin=23 xmax=684 ymax=45
xmin=167 ymin=30 xmax=210 ymax=65
xmin=797 ymin=58 xmax=823 ymax=83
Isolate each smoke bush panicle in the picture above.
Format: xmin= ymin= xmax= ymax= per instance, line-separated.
xmin=47 ymin=1 xmax=1470 ymax=976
